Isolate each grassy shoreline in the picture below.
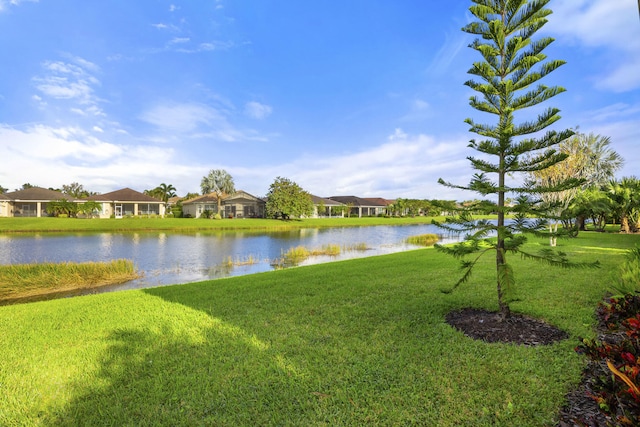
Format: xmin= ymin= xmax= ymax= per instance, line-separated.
xmin=1 ymin=231 xmax=638 ymax=425
xmin=0 ymin=259 xmax=139 ymax=304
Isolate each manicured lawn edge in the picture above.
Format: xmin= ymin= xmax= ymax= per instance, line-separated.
xmin=0 ymin=215 xmax=450 ymax=234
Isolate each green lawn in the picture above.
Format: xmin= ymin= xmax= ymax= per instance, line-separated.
xmin=0 ymin=231 xmax=638 ymax=426
xmin=0 ymin=216 xmax=444 ymax=233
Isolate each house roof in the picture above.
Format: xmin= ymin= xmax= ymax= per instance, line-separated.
xmin=310 ymin=195 xmax=343 ymax=206
xmin=328 ymin=196 xmax=387 ymax=207
xmin=87 ymin=188 xmax=162 ymax=203
xmin=183 ymin=190 xmax=263 ymax=205
xmin=181 ymin=192 xmax=224 ymax=205
xmin=4 ymin=187 xmax=75 ymax=201
xmin=0 ymin=193 xmax=11 ymax=201
xmin=167 ymin=196 xmax=182 ymax=205
xmin=224 ymin=190 xmax=264 ymax=203
xmin=362 ymin=197 xmax=394 ymax=206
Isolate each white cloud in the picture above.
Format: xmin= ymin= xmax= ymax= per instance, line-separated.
xmin=0 ymin=125 xmax=121 ymax=161
xmin=398 ymin=98 xmax=432 ymax=122
xmin=152 ymin=23 xmax=180 ymax=32
xmin=546 ymin=1 xmax=639 ymax=50
xmin=0 ymin=122 xmax=474 ymax=201
xmin=582 ymin=102 xmax=640 ymax=123
xmin=139 ymin=103 xmax=224 ymax=133
xmin=0 ymin=124 xmax=199 ymax=194
xmin=34 ymin=76 xmax=93 ymax=100
xmin=596 ymin=59 xmax=640 ymax=93
xmin=545 ymin=0 xmax=640 ymax=92
xmin=427 ymin=31 xmax=467 ymax=77
xmin=169 ymin=37 xmax=190 ymax=45
xmin=577 ymin=110 xmax=640 ymax=180
xmin=233 ymin=129 xmax=472 ymax=200
xmin=197 ymin=41 xmax=235 ymax=51
xmin=244 ymin=101 xmax=272 ymax=120
xmin=31 ymin=57 xmax=105 ymax=116
xmin=388 ymin=128 xmax=408 ymax=141
xmin=139 ymin=101 xmax=271 ymax=144
xmin=166 ymin=40 xmax=235 ymax=53
xmin=0 ymin=0 xmax=38 ymax=13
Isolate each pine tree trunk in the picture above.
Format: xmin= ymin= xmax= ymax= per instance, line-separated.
xmin=496 ymin=189 xmax=510 ymax=319
xmin=549 ymin=222 xmax=557 ymax=247
xmin=496 ymin=248 xmax=510 ymax=320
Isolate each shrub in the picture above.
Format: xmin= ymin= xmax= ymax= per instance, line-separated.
xmin=213 ymin=213 xmax=222 ymax=220
xmin=576 ymin=293 xmax=640 ymax=425
xmin=573 ymin=247 xmax=640 ymax=424
xmin=598 ymin=294 xmax=640 ymax=330
xmin=613 ymin=245 xmax=640 ymax=294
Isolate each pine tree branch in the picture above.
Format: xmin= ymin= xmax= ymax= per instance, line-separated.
xmin=518 ymin=248 xmax=601 ymax=269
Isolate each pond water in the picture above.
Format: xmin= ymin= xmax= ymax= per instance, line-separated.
xmin=0 ymin=224 xmax=463 ymax=296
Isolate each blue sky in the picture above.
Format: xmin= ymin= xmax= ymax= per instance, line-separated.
xmin=0 ymin=0 xmax=638 ymax=200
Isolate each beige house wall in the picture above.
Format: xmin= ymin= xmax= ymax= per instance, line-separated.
xmin=0 ymin=201 xmax=9 ymax=217
xmin=223 ymin=196 xmax=264 ymax=218
xmin=90 ymin=201 xmax=165 ymax=218
xmin=182 ymin=202 xmax=217 ymax=218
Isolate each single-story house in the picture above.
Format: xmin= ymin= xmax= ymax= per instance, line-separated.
xmin=87 ymin=188 xmax=165 ymax=218
xmin=182 ymin=190 xmax=265 ymax=218
xmin=310 ymin=195 xmax=345 ymax=218
xmin=328 ymin=196 xmax=388 ymax=218
xmin=181 ymin=193 xmax=218 ymax=218
xmin=0 ymin=187 xmax=76 ymax=217
xmin=223 ymin=191 xmax=265 ymax=218
xmin=363 ymin=198 xmax=395 ymax=215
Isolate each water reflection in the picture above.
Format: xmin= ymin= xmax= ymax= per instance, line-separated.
xmin=0 ymin=224 xmax=462 ymax=295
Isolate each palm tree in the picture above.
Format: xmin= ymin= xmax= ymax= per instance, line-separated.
xmin=156 ymin=183 xmax=177 ymax=203
xmin=569 ymin=187 xmax=612 ymax=231
xmin=77 ymin=200 xmax=102 ymax=218
xmin=552 ymin=132 xmax=624 ymax=230
xmin=607 ymin=177 xmax=640 ymax=233
xmin=577 ymin=133 xmax=624 ymax=187
xmin=200 ymin=169 xmax=235 ymax=215
xmin=144 ymin=183 xmax=177 ymax=203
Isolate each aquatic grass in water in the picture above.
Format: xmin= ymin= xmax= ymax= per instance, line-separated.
xmin=281 ymin=246 xmax=311 ymax=266
xmin=344 ymin=242 xmax=369 ymax=251
xmin=272 ymin=244 xmax=339 ymax=269
xmin=405 ymin=233 xmax=439 ymax=247
xmin=0 ymin=259 xmax=139 ymax=302
xmin=310 ymin=244 xmax=341 ymax=256
xmin=220 ymin=255 xmax=260 ymax=268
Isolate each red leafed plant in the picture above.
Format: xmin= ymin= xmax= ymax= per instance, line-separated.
xmin=576 ymin=295 xmax=640 ymax=426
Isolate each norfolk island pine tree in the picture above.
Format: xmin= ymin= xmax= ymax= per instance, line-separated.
xmin=434 ymin=0 xmax=598 ymax=319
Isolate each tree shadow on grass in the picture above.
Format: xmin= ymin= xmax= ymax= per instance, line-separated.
xmin=47 ymin=307 xmax=320 ymax=426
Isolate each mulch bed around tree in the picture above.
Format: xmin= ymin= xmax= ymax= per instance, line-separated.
xmin=445 ymin=308 xmax=609 ymax=426
xmin=445 ymin=308 xmax=569 ymax=345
